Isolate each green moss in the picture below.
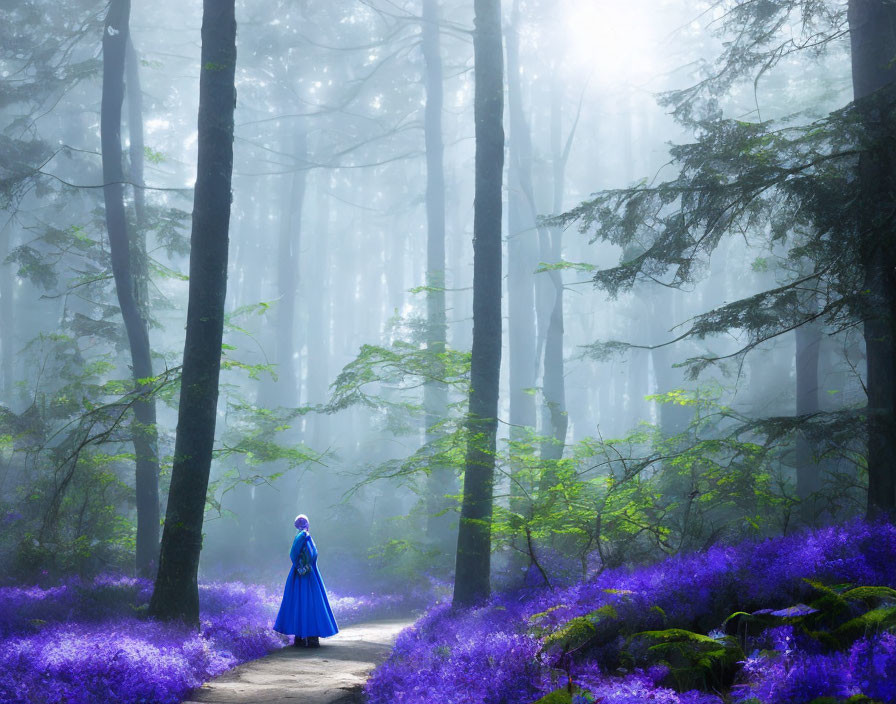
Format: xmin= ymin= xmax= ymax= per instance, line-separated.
xmin=530 ymin=690 xmax=572 ymax=704
xmin=834 ymin=605 xmax=896 ymax=646
xmin=629 ymin=628 xmax=744 ymax=691
xmin=842 ymin=586 xmax=896 ymax=604
xmin=530 ymin=688 xmax=596 ymax=704
xmin=541 ymin=605 xmax=620 ymax=653
xmin=542 ymin=616 xmax=596 ymax=653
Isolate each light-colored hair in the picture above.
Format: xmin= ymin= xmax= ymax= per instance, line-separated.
xmin=294 ymin=514 xmax=310 ymax=532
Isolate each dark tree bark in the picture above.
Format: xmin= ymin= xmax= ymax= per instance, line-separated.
xmin=149 ymin=0 xmax=237 ymax=623
xmin=101 ymin=0 xmax=160 ymax=578
xmin=848 ymin=0 xmax=896 ymax=519
xmin=421 ymin=0 xmax=455 ymax=549
xmin=453 ymin=0 xmax=504 ymax=608
xmin=795 ymin=292 xmax=822 ymax=522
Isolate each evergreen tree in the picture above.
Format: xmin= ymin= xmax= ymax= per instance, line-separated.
xmin=555 ymin=0 xmax=894 ymax=520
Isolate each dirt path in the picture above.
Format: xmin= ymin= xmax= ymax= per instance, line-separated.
xmin=181 ymin=619 xmax=414 ymax=704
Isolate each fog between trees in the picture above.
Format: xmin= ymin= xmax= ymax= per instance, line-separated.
xmin=0 ymin=0 xmax=881 ymax=603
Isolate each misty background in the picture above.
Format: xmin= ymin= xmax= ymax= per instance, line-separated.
xmin=0 ymin=0 xmax=864 ymax=590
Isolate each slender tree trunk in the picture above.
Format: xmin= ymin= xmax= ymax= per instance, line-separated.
xmin=505 ymin=0 xmax=537 ymax=452
xmin=149 ymin=0 xmax=237 ymax=623
xmin=101 ymin=0 xmax=160 ymax=578
xmin=126 ymin=38 xmax=146 ymax=230
xmin=540 ymin=78 xmax=568 ymax=464
xmin=449 ymin=170 xmax=473 ymax=353
xmin=453 ymin=0 xmax=504 ymax=608
xmin=849 ymin=0 xmax=896 ymax=519
xmin=421 ymin=0 xmax=455 ymax=549
xmin=795 ymin=294 xmax=822 ymax=523
xmin=0 ymin=228 xmax=13 ymax=401
xmin=126 ymin=37 xmax=152 ymax=327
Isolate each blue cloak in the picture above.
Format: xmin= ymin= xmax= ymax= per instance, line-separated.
xmin=273 ymin=530 xmax=339 ymax=637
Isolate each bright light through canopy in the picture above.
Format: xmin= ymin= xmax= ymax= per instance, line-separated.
xmin=563 ymin=0 xmax=660 ymax=83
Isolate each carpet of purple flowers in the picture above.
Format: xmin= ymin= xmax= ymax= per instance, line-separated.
xmin=366 ymin=520 xmax=896 ymax=704
xmin=0 ymin=575 xmax=420 ymax=704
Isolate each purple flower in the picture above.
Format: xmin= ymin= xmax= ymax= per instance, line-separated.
xmin=367 ymin=520 xmax=896 ymax=704
xmin=0 ymin=574 xmax=429 ymax=704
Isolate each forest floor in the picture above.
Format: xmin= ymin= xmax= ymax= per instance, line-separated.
xmin=180 ymin=619 xmax=415 ymax=704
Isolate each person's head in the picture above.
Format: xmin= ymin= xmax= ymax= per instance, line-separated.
xmin=294 ymin=514 xmax=310 ymax=532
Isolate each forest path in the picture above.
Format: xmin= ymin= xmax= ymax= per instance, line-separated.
xmin=181 ymin=619 xmax=414 ymax=704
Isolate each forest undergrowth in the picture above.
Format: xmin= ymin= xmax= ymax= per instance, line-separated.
xmin=0 ymin=576 xmax=427 ymax=704
xmin=366 ymin=520 xmax=896 ymax=704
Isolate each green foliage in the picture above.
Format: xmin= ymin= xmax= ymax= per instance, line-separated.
xmin=530 ymin=689 xmax=574 ymax=704
xmin=0 ymin=306 xmax=323 ymax=578
xmin=143 ymin=146 xmax=166 ymax=164
xmin=206 ymin=401 xmax=322 ymax=516
xmin=366 ymin=537 xmax=443 ymax=585
xmin=627 ymin=628 xmax=744 ymax=691
xmin=544 ymin=0 xmax=869 ymax=492
xmin=0 ymin=333 xmax=183 ymax=577
xmin=541 ymin=605 xmax=619 ymax=655
xmin=726 ymin=580 xmax=896 ymax=653
xmin=330 ymin=289 xmax=834 ymax=583
xmin=333 ymin=309 xmax=812 ymax=577
xmin=326 ymin=340 xmax=469 ymax=417
xmin=489 ymin=384 xmax=806 ymax=578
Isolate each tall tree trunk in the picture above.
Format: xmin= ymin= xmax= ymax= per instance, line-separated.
xmin=453 ymin=0 xmax=504 ymax=608
xmin=126 ymin=37 xmax=152 ymax=327
xmin=421 ymin=0 xmax=454 ymax=549
xmin=849 ymin=0 xmax=896 ymax=519
xmin=149 ymin=0 xmax=237 ymax=623
xmin=795 ymin=293 xmax=822 ymax=523
xmin=1 ymin=228 xmax=13 ymax=401
xmin=126 ymin=38 xmax=145 ymax=230
xmin=540 ymin=78 xmax=569 ymax=464
xmin=101 ymin=0 xmax=160 ymax=578
xmin=505 ymin=0 xmax=537 ymax=454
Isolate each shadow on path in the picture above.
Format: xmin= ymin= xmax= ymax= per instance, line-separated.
xmin=181 ymin=619 xmax=414 ymax=704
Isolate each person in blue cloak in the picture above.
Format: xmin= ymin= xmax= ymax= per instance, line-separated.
xmin=273 ymin=514 xmax=339 ymax=647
